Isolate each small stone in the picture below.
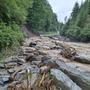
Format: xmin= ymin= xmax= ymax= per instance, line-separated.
xmin=41 ymin=55 xmax=52 ymax=61
xmin=25 ymin=53 xmax=34 ymax=62
xmin=38 ymin=50 xmax=47 ymax=55
xmin=51 ymin=69 xmax=82 ymax=90
xmin=29 ymin=65 xmax=40 ymax=73
xmin=29 ymin=42 xmax=37 ymax=47
xmin=43 ymin=46 xmax=50 ymax=50
xmin=0 ymin=64 xmax=5 ymax=69
xmin=8 ymin=69 xmax=15 ymax=74
xmin=40 ymin=59 xmax=59 ymax=69
xmin=31 ymin=61 xmax=41 ymax=65
xmin=40 ymin=66 xmax=50 ymax=74
xmin=0 ymin=75 xmax=10 ymax=86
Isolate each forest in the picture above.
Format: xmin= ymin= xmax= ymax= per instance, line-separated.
xmin=0 ymin=0 xmax=59 ymax=52
xmin=60 ymin=0 xmax=90 ymax=42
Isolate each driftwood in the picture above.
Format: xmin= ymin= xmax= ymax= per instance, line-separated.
xmin=55 ymin=60 xmax=90 ymax=90
xmin=54 ymin=41 xmax=76 ymax=59
xmin=39 ymin=72 xmax=46 ymax=87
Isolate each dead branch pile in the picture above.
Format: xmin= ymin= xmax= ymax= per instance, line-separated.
xmin=60 ymin=46 xmax=76 ymax=59
xmin=54 ymin=41 xmax=76 ymax=59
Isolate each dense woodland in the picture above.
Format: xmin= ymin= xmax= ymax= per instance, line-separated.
xmin=60 ymin=0 xmax=90 ymax=42
xmin=27 ymin=0 xmax=59 ymax=33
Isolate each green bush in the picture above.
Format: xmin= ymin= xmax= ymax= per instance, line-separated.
xmin=0 ymin=22 xmax=23 ymax=51
xmin=79 ymin=27 xmax=90 ymax=42
xmin=66 ymin=26 xmax=81 ymax=41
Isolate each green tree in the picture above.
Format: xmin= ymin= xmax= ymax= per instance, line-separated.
xmin=60 ymin=1 xmax=90 ymax=42
xmin=27 ymin=0 xmax=59 ymax=33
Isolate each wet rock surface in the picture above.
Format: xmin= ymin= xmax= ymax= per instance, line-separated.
xmin=74 ymin=55 xmax=90 ymax=64
xmin=55 ymin=60 xmax=90 ymax=90
xmin=0 ymin=36 xmax=90 ymax=90
xmin=51 ymin=69 xmax=82 ymax=90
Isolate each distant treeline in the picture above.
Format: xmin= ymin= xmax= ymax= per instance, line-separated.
xmin=60 ymin=0 xmax=90 ymax=42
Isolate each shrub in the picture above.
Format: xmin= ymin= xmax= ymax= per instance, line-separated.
xmin=0 ymin=22 xmax=23 ymax=51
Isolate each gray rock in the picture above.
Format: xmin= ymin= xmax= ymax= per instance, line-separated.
xmin=4 ymin=57 xmax=25 ymax=66
xmin=74 ymin=55 xmax=90 ymax=64
xmin=27 ymin=65 xmax=40 ymax=73
xmin=25 ymin=53 xmax=34 ymax=62
xmin=55 ymin=60 xmax=90 ymax=90
xmin=14 ymin=65 xmax=39 ymax=81
xmin=0 ymin=64 xmax=5 ymax=69
xmin=66 ymin=63 xmax=78 ymax=68
xmin=0 ymin=75 xmax=10 ymax=86
xmin=38 ymin=50 xmax=47 ymax=55
xmin=25 ymin=54 xmax=43 ymax=62
xmin=40 ymin=59 xmax=59 ymax=68
xmin=51 ymin=69 xmax=82 ymax=90
xmin=40 ymin=66 xmax=50 ymax=74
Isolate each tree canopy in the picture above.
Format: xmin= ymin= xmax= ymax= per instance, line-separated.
xmin=0 ymin=0 xmax=59 ymax=51
xmin=60 ymin=1 xmax=90 ymax=42
xmin=27 ymin=0 xmax=59 ymax=33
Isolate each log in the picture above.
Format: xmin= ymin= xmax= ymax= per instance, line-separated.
xmin=55 ymin=60 xmax=90 ymax=90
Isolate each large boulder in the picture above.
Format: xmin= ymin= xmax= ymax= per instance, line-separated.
xmin=51 ymin=69 xmax=82 ymax=90
xmin=55 ymin=60 xmax=90 ymax=90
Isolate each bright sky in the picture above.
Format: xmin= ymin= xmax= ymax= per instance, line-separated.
xmin=47 ymin=0 xmax=85 ymax=22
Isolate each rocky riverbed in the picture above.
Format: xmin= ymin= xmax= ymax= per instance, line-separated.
xmin=0 ymin=36 xmax=90 ymax=90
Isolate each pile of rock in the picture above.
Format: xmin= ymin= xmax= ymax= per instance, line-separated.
xmin=0 ymin=36 xmax=90 ymax=90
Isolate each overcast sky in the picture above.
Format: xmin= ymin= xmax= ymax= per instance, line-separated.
xmin=47 ymin=0 xmax=85 ymax=22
